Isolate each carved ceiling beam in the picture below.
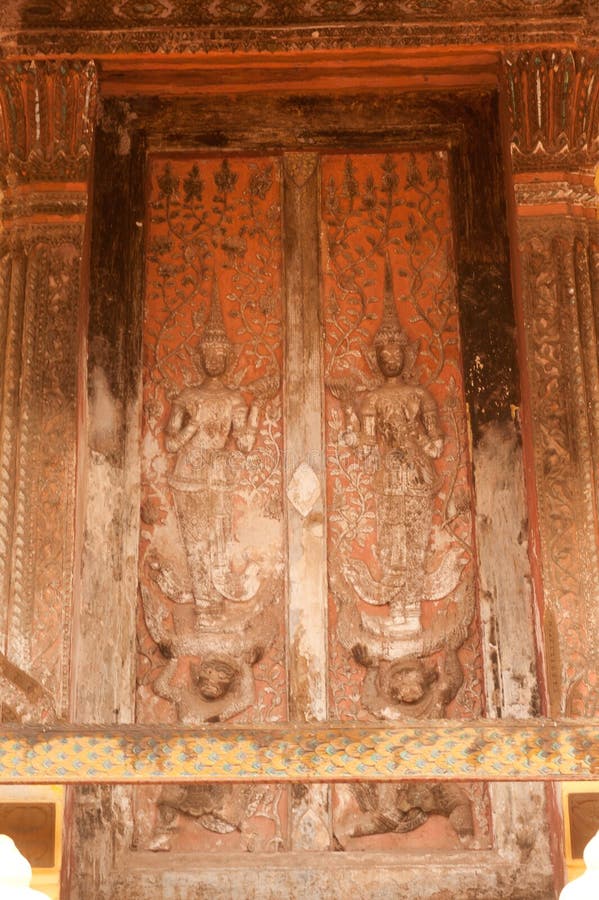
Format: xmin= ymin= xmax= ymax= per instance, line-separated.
xmin=0 ymin=60 xmax=97 ymax=720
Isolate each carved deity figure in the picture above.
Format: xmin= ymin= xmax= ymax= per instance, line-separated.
xmin=343 ymin=257 xmax=443 ymax=627
xmin=165 ymin=282 xmax=260 ymax=609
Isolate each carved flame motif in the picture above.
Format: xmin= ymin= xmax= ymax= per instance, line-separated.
xmin=136 ymin=155 xmax=286 ymax=853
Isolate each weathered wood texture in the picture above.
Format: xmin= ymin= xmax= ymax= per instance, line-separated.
xmin=283 ymin=152 xmax=331 ymax=850
xmin=448 ymin=94 xmax=540 ymax=722
xmin=73 ymin=103 xmax=146 ymax=726
xmin=67 ymin=100 xmax=147 ymax=900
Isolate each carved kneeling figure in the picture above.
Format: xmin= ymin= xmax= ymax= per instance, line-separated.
xmin=149 ymin=784 xmax=262 ymax=852
xmin=334 ymin=782 xmax=473 ymax=849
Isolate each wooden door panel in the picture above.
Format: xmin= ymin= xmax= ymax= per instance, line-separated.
xmin=137 ymin=153 xmax=287 ymax=852
xmin=65 ymin=89 xmax=553 ymax=897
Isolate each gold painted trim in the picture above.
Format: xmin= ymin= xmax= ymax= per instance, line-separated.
xmin=0 ymin=721 xmax=597 ymax=783
xmin=562 ymin=780 xmax=599 ymax=883
xmin=0 ymin=784 xmax=63 ymax=900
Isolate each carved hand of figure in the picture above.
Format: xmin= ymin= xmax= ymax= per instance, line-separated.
xmin=157 ymin=640 xmax=175 ymax=660
xmin=165 ymin=404 xmax=196 ymax=453
xmin=340 ymin=406 xmax=361 ymax=447
xmin=232 ymin=404 xmax=258 ymax=454
xmin=153 ymin=658 xmax=181 ymax=703
xmin=352 ymin=643 xmax=373 ymax=668
xmin=357 ymin=442 xmax=379 ymax=474
xmin=437 ymin=648 xmax=464 ymax=704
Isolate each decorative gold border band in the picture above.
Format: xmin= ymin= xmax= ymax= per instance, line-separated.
xmin=0 ymin=721 xmax=597 ymax=783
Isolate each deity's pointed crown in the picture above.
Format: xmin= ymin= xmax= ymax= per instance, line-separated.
xmin=374 ymin=253 xmax=407 ymax=348
xmin=200 ymin=276 xmax=231 ymax=349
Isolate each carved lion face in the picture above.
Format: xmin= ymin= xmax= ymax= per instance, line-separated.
xmin=193 ymin=657 xmax=238 ymax=701
xmin=386 ymin=662 xmax=433 ymax=705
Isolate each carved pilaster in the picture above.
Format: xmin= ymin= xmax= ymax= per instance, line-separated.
xmin=0 ymin=60 xmax=97 ymax=719
xmin=504 ymin=50 xmax=599 ymax=716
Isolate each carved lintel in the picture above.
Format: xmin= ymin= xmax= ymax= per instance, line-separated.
xmin=0 ymin=4 xmax=590 ymax=57
xmin=503 ymin=50 xmax=599 ymax=175
xmin=0 ymin=721 xmax=597 ymax=783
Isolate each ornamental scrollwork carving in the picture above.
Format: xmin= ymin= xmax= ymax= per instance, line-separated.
xmin=519 ymin=222 xmax=599 ymax=717
xmin=0 ymin=0 xmax=583 ymax=30
xmin=322 ymin=149 xmax=484 ymax=848
xmin=0 ymin=6 xmax=587 ymax=56
xmin=504 ymin=50 xmax=599 ymax=173
xmin=0 ymin=60 xmax=97 ymax=188
xmin=0 ymin=234 xmax=83 ymax=721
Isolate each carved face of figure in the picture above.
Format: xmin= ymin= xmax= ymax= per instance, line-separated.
xmin=194 ymin=658 xmax=237 ymax=701
xmin=376 ymin=339 xmax=404 ymax=378
xmin=198 ymin=342 xmax=228 ymax=378
xmin=387 ymin=663 xmax=427 ymax=705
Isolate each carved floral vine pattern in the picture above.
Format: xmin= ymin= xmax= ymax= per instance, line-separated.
xmin=520 ymin=226 xmax=599 ymax=717
xmin=0 ymin=61 xmax=96 ymax=723
xmin=136 ymin=154 xmax=286 ymax=852
xmin=0 ymin=236 xmax=81 ymax=720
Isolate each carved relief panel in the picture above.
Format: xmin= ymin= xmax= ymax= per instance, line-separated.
xmin=321 ymin=150 xmax=488 ymax=850
xmin=136 ymin=154 xmax=287 ymax=852
xmin=66 ymin=83 xmax=552 ymax=895
xmin=132 ymin=146 xmax=495 ymax=858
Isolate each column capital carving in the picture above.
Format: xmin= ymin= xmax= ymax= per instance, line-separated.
xmin=503 ymin=50 xmax=599 ymax=177
xmin=0 ymin=60 xmax=97 ymax=191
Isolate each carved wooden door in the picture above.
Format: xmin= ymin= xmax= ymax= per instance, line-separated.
xmin=72 ymin=89 xmax=552 ymax=897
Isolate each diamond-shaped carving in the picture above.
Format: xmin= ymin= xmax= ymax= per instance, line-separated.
xmin=287 ymin=462 xmax=321 ymax=517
